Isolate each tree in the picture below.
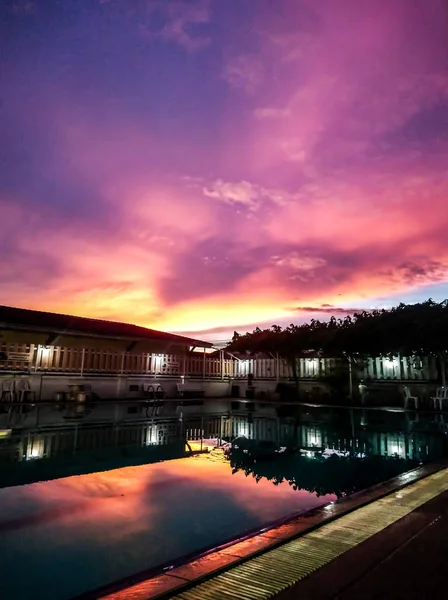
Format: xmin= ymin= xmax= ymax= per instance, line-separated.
xmin=226 ymin=447 xmax=418 ymax=499
xmin=227 ymin=299 xmax=448 ymax=394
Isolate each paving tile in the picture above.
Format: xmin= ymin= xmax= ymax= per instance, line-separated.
xmin=100 ymin=573 xmax=184 ymax=600
xmin=168 ymin=551 xmax=240 ymax=580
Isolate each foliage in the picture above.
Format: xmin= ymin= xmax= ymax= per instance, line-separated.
xmin=228 ymin=300 xmax=448 ymax=356
xmin=227 ymin=300 xmax=448 ymax=384
xmin=226 ymin=447 xmax=418 ymax=498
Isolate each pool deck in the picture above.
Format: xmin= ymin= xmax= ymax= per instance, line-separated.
xmin=273 ymin=484 xmax=448 ymax=600
xmin=82 ymin=460 xmax=448 ymax=600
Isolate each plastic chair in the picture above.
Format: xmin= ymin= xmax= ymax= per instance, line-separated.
xmin=400 ymin=385 xmax=419 ymax=409
xmin=358 ymin=384 xmax=369 ymax=405
xmin=0 ymin=380 xmax=15 ymax=402
xmin=430 ymin=387 xmax=448 ymax=411
xmin=15 ymin=379 xmax=36 ymax=411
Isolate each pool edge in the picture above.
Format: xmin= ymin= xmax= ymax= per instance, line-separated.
xmin=72 ymin=459 xmax=448 ymax=600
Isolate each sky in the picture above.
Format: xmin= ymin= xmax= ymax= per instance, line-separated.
xmin=1 ymin=0 xmax=448 ymax=342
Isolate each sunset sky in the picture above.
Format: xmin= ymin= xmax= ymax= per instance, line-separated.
xmin=2 ymin=0 xmax=448 ymax=341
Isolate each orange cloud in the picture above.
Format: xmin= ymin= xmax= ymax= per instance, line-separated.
xmin=2 ymin=0 xmax=448 ymax=339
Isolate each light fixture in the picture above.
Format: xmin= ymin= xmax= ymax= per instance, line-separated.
xmin=26 ymin=438 xmax=44 ymax=460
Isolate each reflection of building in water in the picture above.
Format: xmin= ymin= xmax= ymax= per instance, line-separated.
xmin=26 ymin=436 xmax=45 ymax=460
xmin=299 ymin=424 xmax=444 ymax=462
xmin=386 ymin=435 xmax=406 ymax=458
xmin=209 ymin=416 xmax=446 ymax=463
xmin=2 ymin=410 xmax=446 ymax=479
xmin=214 ymin=416 xmax=446 ymax=463
xmin=300 ymin=427 xmax=323 ymax=449
xmin=237 ymin=421 xmax=249 ymax=438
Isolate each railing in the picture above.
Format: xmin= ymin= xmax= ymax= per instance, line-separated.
xmin=0 ymin=342 xmax=443 ymax=382
xmin=0 ymin=417 xmax=183 ymax=465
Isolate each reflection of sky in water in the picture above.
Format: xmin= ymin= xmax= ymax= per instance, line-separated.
xmin=0 ymin=453 xmax=335 ymax=600
xmin=1 ymin=408 xmax=446 ymax=599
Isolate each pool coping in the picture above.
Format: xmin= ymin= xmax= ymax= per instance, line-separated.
xmin=70 ymin=457 xmax=448 ymax=600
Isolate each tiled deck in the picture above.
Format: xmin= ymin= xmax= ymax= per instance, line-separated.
xmin=273 ymin=484 xmax=448 ymax=600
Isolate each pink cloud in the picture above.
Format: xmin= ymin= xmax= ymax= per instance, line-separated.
xmin=222 ymin=54 xmax=265 ymax=93
xmin=2 ymin=0 xmax=448 ymax=338
xmin=137 ymin=0 xmax=211 ymax=51
xmin=245 ymin=0 xmax=448 ymax=169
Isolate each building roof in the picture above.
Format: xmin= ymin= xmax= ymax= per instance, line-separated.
xmin=0 ymin=305 xmax=212 ymax=348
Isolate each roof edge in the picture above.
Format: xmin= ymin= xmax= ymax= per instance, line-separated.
xmin=0 ymin=306 xmax=212 ymax=348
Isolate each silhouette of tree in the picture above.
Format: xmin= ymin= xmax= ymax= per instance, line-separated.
xmin=226 ymin=447 xmax=418 ymax=498
xmin=227 ymin=300 xmax=448 ymax=389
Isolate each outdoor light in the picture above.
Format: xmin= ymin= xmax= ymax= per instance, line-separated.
xmin=26 ymin=438 xmax=44 ymax=460
xmin=153 ymin=355 xmax=164 ymax=372
xmin=146 ymin=425 xmax=158 ymax=445
xmin=387 ymin=439 xmax=405 ymax=458
xmin=306 ymin=428 xmax=322 ymax=447
xmin=238 ymin=422 xmax=249 ymax=437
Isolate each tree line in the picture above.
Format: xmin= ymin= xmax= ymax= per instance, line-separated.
xmin=227 ymin=448 xmax=419 ymax=498
xmin=226 ymin=299 xmax=448 ymax=389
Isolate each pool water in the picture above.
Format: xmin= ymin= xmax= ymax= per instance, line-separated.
xmin=0 ymin=407 xmax=446 ymax=600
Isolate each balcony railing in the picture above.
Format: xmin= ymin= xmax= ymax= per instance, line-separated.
xmin=0 ymin=342 xmax=442 ymax=381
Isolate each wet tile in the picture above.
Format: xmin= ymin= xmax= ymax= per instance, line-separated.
xmin=99 ymin=574 xmax=184 ymax=600
xmin=296 ymin=511 xmax=334 ymax=527
xmin=261 ymin=522 xmax=309 ymax=540
xmin=169 ymin=550 xmax=240 ymax=580
xmin=219 ymin=533 xmax=278 ymax=557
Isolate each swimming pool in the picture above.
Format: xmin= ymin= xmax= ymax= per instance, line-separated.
xmin=0 ymin=407 xmax=446 ymax=600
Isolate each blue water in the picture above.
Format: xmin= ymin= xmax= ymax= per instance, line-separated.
xmin=0 ymin=407 xmax=446 ymax=600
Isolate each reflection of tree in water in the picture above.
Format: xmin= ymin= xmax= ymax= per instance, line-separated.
xmin=226 ymin=444 xmax=418 ymax=499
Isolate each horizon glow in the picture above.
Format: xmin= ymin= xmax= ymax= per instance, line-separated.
xmin=2 ymin=0 xmax=448 ymax=342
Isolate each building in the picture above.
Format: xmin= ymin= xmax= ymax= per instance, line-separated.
xmin=0 ymin=305 xmax=443 ymax=406
xmin=0 ymin=305 xmax=218 ymax=400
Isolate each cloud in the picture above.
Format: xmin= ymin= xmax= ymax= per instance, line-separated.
xmin=203 ymin=179 xmax=261 ymax=210
xmin=271 ymin=253 xmax=327 ymax=275
xmin=293 ymin=306 xmax=366 ymax=315
xmin=140 ymin=0 xmax=211 ymax=51
xmin=6 ymin=1 xmax=35 ymax=14
xmin=2 ymin=0 xmax=448 ymax=338
xmin=172 ymin=305 xmax=366 ymax=341
xmin=222 ymin=54 xmax=264 ymax=92
xmin=245 ymin=0 xmax=448 ymax=171
xmin=202 ymin=179 xmax=293 ymax=211
xmin=254 ymin=107 xmax=291 ymax=120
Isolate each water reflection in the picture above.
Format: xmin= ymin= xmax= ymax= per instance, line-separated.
xmin=0 ymin=455 xmax=335 ymax=600
xmin=1 ymin=407 xmax=447 ymax=599
xmin=226 ymin=445 xmax=419 ymax=499
xmin=224 ymin=408 xmax=448 ymax=499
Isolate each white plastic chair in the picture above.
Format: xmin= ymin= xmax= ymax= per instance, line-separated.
xmin=430 ymin=387 xmax=448 ymax=411
xmin=0 ymin=380 xmax=15 ymax=402
xmin=401 ymin=385 xmax=419 ymax=409
xmin=358 ymin=384 xmax=369 ymax=405
xmin=16 ymin=379 xmax=36 ymax=405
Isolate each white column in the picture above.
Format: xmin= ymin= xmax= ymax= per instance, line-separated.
xmin=80 ymin=348 xmax=85 ymax=377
